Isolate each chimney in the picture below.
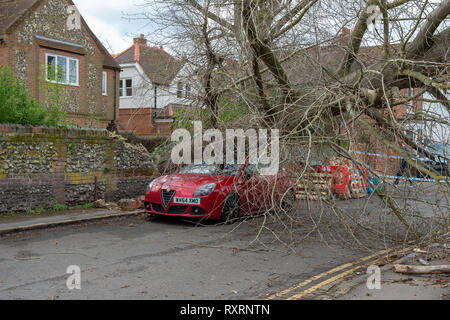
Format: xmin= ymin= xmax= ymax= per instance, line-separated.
xmin=134 ymin=34 xmax=147 ymax=45
xmin=159 ymin=45 xmax=164 ymax=50
xmin=342 ymin=27 xmax=351 ymax=36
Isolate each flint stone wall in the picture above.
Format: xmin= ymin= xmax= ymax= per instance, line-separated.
xmin=0 ymin=125 xmax=157 ymax=213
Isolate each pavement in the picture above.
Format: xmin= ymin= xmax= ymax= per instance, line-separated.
xmin=0 ymin=208 xmax=144 ymax=236
xmin=338 ymin=261 xmax=449 ymax=300
xmin=310 ymin=244 xmax=450 ymax=300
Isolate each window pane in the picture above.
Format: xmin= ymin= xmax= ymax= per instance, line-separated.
xmin=47 ymin=55 xmax=56 ymax=81
xmin=57 ymin=56 xmax=67 ymax=83
xmin=177 ymin=81 xmax=183 ymax=98
xmin=102 ymin=72 xmax=107 ymax=94
xmin=126 ymin=79 xmax=132 ymax=88
xmin=185 ymin=84 xmax=191 ymax=98
xmin=126 ymin=88 xmax=132 ymax=97
xmin=69 ymin=59 xmax=77 ymax=84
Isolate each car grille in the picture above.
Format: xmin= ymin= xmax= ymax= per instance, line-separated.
xmin=152 ymin=203 xmax=165 ymax=213
xmin=162 ymin=189 xmax=176 ymax=208
xmin=168 ymin=206 xmax=187 ymax=214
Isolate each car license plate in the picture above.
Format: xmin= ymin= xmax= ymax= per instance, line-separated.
xmin=173 ymin=197 xmax=201 ymax=205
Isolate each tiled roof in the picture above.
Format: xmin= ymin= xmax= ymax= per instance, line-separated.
xmin=0 ymin=0 xmax=40 ymax=34
xmin=115 ymin=38 xmax=185 ymax=86
xmin=276 ymin=36 xmax=387 ymax=85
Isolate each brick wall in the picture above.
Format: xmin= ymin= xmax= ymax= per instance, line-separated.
xmin=119 ymin=108 xmax=154 ymax=135
xmin=0 ymin=125 xmax=157 ymax=213
xmin=0 ymin=45 xmax=7 ymax=66
xmin=119 ymin=108 xmax=173 ymax=136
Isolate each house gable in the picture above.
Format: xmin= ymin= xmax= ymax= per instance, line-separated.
xmin=115 ymin=35 xmax=185 ymax=86
xmin=2 ymin=0 xmax=118 ymax=68
xmin=0 ymin=0 xmax=120 ymax=128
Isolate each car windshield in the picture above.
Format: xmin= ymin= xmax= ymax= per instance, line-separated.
xmin=180 ymin=164 xmax=241 ymax=176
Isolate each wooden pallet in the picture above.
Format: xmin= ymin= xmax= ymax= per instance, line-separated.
xmin=296 ymin=191 xmax=329 ymax=196
xmin=336 ymin=192 xmax=352 ymax=200
xmin=351 ymin=193 xmax=368 ymax=199
xmin=295 ymin=171 xmax=333 ymax=201
xmin=296 ymin=194 xmax=326 ymax=201
xmin=297 ymin=185 xmax=330 ymax=190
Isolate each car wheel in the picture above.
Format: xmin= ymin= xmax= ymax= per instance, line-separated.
xmin=221 ymin=194 xmax=240 ymax=224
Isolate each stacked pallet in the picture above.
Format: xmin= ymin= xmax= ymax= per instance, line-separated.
xmin=296 ymin=172 xmax=333 ymax=200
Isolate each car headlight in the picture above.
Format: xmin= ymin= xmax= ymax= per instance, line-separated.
xmin=146 ymin=180 xmax=155 ymax=194
xmin=194 ymin=183 xmax=216 ymax=197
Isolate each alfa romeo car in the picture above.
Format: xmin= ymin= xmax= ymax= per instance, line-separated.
xmin=144 ymin=162 xmax=295 ymax=223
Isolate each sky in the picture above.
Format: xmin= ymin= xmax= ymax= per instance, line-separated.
xmin=72 ymin=0 xmax=150 ymax=55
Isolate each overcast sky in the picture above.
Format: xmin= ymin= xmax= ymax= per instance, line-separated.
xmin=72 ymin=0 xmax=149 ymax=55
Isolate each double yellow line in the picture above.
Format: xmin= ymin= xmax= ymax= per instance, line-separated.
xmin=268 ymin=245 xmax=415 ymax=300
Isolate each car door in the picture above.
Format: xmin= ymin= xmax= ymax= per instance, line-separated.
xmin=246 ymin=164 xmax=274 ymax=213
xmin=256 ymin=165 xmax=279 ymax=211
xmin=237 ymin=164 xmax=261 ymax=214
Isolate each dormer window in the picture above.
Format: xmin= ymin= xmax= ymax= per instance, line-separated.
xmin=185 ymin=83 xmax=191 ymax=99
xmin=120 ymin=79 xmax=133 ymax=97
xmin=177 ymin=81 xmax=183 ymax=98
xmin=46 ymin=53 xmax=79 ymax=86
xmin=177 ymin=81 xmax=191 ymax=99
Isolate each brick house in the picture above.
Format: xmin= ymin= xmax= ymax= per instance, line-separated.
xmin=0 ymin=0 xmax=120 ymax=129
xmin=114 ymin=35 xmax=193 ymax=136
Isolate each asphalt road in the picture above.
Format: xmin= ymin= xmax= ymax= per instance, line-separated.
xmin=0 ymin=214 xmax=363 ymax=300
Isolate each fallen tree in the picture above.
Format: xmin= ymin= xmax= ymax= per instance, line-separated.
xmin=129 ymin=0 xmax=449 ymax=248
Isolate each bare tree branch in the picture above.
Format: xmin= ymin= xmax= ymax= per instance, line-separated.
xmin=407 ymin=0 xmax=450 ymax=57
xmin=186 ymin=0 xmax=235 ymax=31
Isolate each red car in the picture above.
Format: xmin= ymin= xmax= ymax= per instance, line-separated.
xmin=144 ymin=162 xmax=295 ymax=223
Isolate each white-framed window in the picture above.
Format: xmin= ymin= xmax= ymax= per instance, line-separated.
xmin=120 ymin=79 xmax=132 ymax=97
xmin=407 ymin=88 xmax=414 ymax=114
xmin=102 ymin=71 xmax=107 ymax=96
xmin=177 ymin=81 xmax=183 ymax=98
xmin=177 ymin=81 xmax=191 ymax=99
xmin=46 ymin=53 xmax=79 ymax=86
xmin=185 ymin=83 xmax=191 ymax=99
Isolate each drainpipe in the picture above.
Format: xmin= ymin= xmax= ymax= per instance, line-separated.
xmin=154 ymin=84 xmax=158 ymax=109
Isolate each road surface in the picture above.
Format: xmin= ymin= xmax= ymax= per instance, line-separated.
xmin=0 ymin=214 xmax=364 ymax=300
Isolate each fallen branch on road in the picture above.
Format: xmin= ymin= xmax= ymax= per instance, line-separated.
xmin=394 ymin=264 xmax=450 ymax=274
